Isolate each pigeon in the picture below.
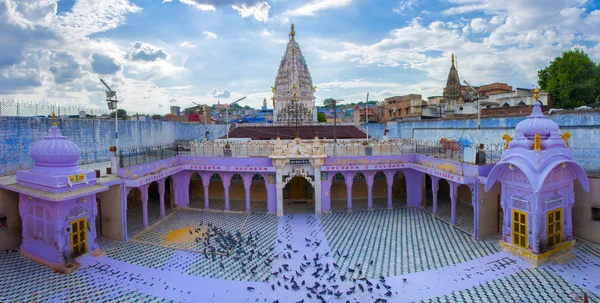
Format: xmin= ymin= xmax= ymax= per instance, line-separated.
xmin=403 ymin=278 xmax=407 ymax=283
xmin=385 ymin=290 xmax=392 ymax=297
xmin=247 ymin=287 xmax=255 ymax=291
xmin=271 ymin=284 xmax=275 ymax=290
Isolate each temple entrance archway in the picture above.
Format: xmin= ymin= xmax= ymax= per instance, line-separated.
xmin=330 ymin=173 xmax=347 ymax=212
xmin=283 ymin=176 xmax=315 ymax=214
xmin=208 ymin=173 xmax=225 ymax=210
xmin=126 ymin=187 xmax=142 ymax=238
xmin=391 ymin=170 xmax=407 ymax=208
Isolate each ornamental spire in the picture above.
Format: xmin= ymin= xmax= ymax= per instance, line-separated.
xmin=51 ymin=111 xmax=57 ymax=126
xmin=451 ymin=53 xmax=455 ymax=67
xmin=289 ymin=23 xmax=295 ymax=41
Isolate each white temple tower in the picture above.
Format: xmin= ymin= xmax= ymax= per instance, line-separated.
xmin=272 ymin=24 xmax=317 ymax=123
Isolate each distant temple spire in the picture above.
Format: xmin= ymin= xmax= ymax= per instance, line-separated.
xmin=451 ymin=53 xmax=455 ymax=67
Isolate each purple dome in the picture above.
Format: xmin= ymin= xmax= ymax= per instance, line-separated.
xmin=514 ymin=102 xmax=559 ymax=140
xmin=30 ymin=125 xmax=81 ymax=169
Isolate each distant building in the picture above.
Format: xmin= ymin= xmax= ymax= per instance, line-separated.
xmin=383 ymin=94 xmax=424 ymax=121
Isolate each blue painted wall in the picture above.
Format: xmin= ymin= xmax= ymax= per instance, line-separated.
xmin=0 ymin=117 xmax=226 ymax=176
xmin=364 ymin=111 xmax=600 ymax=173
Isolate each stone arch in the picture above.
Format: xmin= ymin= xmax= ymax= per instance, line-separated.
xmin=165 ymin=176 xmax=174 ymax=209
xmin=423 ymin=174 xmax=433 ymax=208
xmin=391 ymin=170 xmax=407 ymax=208
xmin=517 ymin=100 xmax=526 ymax=106
xmin=208 ymin=173 xmax=225 ymax=210
xmin=372 ymin=171 xmax=388 ymax=209
xmin=329 ymin=172 xmax=347 ymax=212
xmin=283 ymin=175 xmax=315 ymax=214
xmin=502 ymin=102 xmax=510 ymax=107
xmin=250 ymin=173 xmax=268 ymax=213
xmin=228 ymin=173 xmax=246 ymax=211
xmin=126 ymin=187 xmax=142 ymax=238
xmin=352 ymin=171 xmax=369 ymax=211
xmin=189 ymin=172 xmax=204 ymax=208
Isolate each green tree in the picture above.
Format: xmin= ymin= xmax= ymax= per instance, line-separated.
xmin=317 ymin=111 xmax=327 ymax=122
xmin=109 ymin=109 xmax=128 ymax=119
xmin=152 ymin=114 xmax=162 ymax=120
xmin=538 ymin=49 xmax=600 ymax=109
xmin=323 ymin=98 xmax=336 ymax=108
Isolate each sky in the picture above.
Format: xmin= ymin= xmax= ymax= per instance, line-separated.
xmin=1 ymin=0 xmax=599 ymax=114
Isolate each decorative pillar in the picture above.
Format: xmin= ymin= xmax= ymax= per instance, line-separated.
xmin=314 ymin=167 xmax=322 ymax=216
xmin=471 ymin=183 xmax=479 ymax=240
xmin=172 ymin=172 xmax=192 ymax=208
xmin=158 ymin=178 xmax=166 ymax=218
xmin=531 ymin=192 xmax=541 ymax=254
xmin=243 ymin=174 xmax=252 ymax=213
xmin=431 ymin=176 xmax=440 ymax=214
xmin=222 ymin=173 xmax=231 ymax=211
xmin=321 ymin=179 xmax=332 ymax=213
xmin=266 ymin=180 xmax=277 ymax=214
xmin=344 ymin=173 xmax=354 ymax=211
xmin=202 ymin=173 xmax=211 ymax=209
xmin=366 ymin=172 xmax=374 ymax=210
xmin=276 ymin=167 xmax=284 ymax=216
xmin=404 ymin=170 xmax=425 ymax=206
xmin=140 ymin=184 xmax=149 ymax=228
xmin=385 ymin=171 xmax=394 ymax=209
xmin=449 ymin=181 xmax=458 ymax=225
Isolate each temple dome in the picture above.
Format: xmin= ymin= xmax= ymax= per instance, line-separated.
xmin=514 ymin=102 xmax=559 ymax=140
xmin=30 ymin=122 xmax=81 ymax=169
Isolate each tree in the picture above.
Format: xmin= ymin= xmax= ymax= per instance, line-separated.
xmin=152 ymin=114 xmax=162 ymax=120
xmin=538 ymin=49 xmax=600 ymax=109
xmin=317 ymin=111 xmax=327 ymax=122
xmin=109 ymin=109 xmax=128 ymax=119
xmin=323 ymin=98 xmax=336 ymax=108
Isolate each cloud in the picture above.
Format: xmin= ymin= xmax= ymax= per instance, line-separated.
xmin=232 ymin=1 xmax=270 ymax=22
xmin=283 ymin=0 xmax=352 ymax=17
xmin=260 ymin=29 xmax=272 ymax=37
xmin=49 ymin=51 xmax=84 ymax=84
xmin=209 ymin=88 xmax=231 ymax=98
xmin=56 ymin=0 xmax=141 ymax=37
xmin=469 ymin=17 xmax=488 ymax=33
xmin=0 ymin=64 xmax=42 ymax=94
xmin=175 ymin=0 xmax=216 ymax=11
xmin=392 ymin=0 xmax=416 ymax=14
xmin=203 ymin=31 xmax=219 ymax=39
xmin=169 ymin=98 xmax=177 ymax=103
xmin=180 ymin=41 xmax=197 ymax=48
xmin=127 ymin=41 xmax=169 ymax=61
xmin=91 ymin=53 xmax=121 ymax=74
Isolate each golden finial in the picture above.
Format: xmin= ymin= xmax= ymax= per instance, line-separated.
xmin=501 ymin=134 xmax=513 ymax=149
xmin=292 ymin=83 xmax=297 ymax=89
xmin=533 ymin=87 xmax=540 ymax=102
xmin=533 ymin=133 xmax=541 ymax=151
xmin=271 ymin=86 xmax=275 ymax=92
xmin=290 ymin=23 xmax=295 ymax=40
xmin=451 ymin=53 xmax=455 ymax=66
xmin=560 ymin=131 xmax=571 ymax=147
xmin=313 ymin=85 xmax=317 ymax=91
xmin=51 ymin=111 xmax=57 ymax=126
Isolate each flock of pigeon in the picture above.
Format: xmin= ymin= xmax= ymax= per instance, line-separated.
xmin=245 ymin=215 xmax=402 ymax=303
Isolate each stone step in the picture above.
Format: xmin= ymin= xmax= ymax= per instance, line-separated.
xmin=550 ymin=249 xmax=576 ymax=265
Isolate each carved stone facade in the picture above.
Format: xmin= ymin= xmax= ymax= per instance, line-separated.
xmin=272 ymin=24 xmax=316 ymax=123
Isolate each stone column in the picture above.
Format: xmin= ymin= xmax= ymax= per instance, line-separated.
xmin=431 ymin=176 xmax=440 ymax=214
xmin=266 ymin=180 xmax=277 ymax=214
xmin=449 ymin=181 xmax=458 ymax=225
xmin=314 ymin=167 xmax=322 ymax=216
xmin=276 ymin=167 xmax=284 ymax=216
xmin=243 ymin=174 xmax=252 ymax=213
xmin=222 ymin=173 xmax=231 ymax=211
xmin=385 ymin=171 xmax=395 ymax=209
xmin=158 ymin=178 xmax=166 ymax=218
xmin=140 ymin=184 xmax=149 ymax=228
xmin=366 ymin=172 xmax=374 ymax=210
xmin=471 ymin=183 xmax=479 ymax=240
xmin=321 ymin=179 xmax=332 ymax=213
xmin=122 ymin=187 xmax=133 ymax=242
xmin=202 ymin=173 xmax=211 ymax=209
xmin=404 ymin=170 xmax=425 ymax=207
xmin=345 ymin=173 xmax=353 ymax=211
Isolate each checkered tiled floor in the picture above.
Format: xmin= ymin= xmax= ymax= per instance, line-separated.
xmin=2 ymin=208 xmax=599 ymax=303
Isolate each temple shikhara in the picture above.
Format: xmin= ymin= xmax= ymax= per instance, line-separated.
xmin=0 ymin=23 xmax=598 ymax=303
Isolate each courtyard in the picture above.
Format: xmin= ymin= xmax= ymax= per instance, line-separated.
xmin=1 ymin=207 xmax=599 ymax=303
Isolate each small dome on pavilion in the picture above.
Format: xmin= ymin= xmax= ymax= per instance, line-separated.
xmin=514 ymin=102 xmax=559 ymax=140
xmin=30 ymin=115 xmax=81 ymax=171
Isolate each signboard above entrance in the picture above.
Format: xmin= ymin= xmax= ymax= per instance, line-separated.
xmin=290 ymin=159 xmax=310 ymax=165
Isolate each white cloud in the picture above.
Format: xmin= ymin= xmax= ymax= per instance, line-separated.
xmin=209 ymin=88 xmax=231 ymax=98
xmin=260 ymin=29 xmax=272 ymax=37
xmin=178 ymin=0 xmax=216 ymax=11
xmin=469 ymin=17 xmax=488 ymax=33
xmin=282 ymin=0 xmax=352 ymax=17
xmin=232 ymin=1 xmax=270 ymax=22
xmin=392 ymin=0 xmax=416 ymax=14
xmin=203 ymin=31 xmax=218 ymax=39
xmin=179 ymin=41 xmax=197 ymax=48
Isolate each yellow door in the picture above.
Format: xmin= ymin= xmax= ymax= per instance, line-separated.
xmin=512 ymin=209 xmax=527 ymax=248
xmin=547 ymin=209 xmax=562 ymax=248
xmin=70 ymin=217 xmax=87 ymax=258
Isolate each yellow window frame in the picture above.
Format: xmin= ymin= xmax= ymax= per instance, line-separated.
xmin=546 ymin=208 xmax=562 ymax=248
xmin=70 ymin=217 xmax=88 ymax=258
xmin=512 ymin=209 xmax=528 ymax=249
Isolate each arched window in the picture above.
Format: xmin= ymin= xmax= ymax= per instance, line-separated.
xmin=518 ymin=101 xmax=526 ymax=106
xmin=503 ymin=102 xmax=510 ymax=107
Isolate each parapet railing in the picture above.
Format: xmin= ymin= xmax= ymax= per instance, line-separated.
xmin=117 ymin=139 xmax=505 ymax=168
